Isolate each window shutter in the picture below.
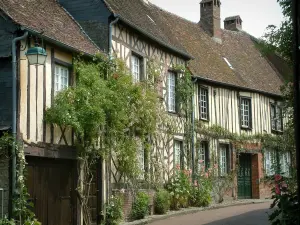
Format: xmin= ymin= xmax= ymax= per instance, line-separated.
xmin=205 ymin=142 xmax=210 ymax=169
xmin=140 ymin=57 xmax=146 ymax=81
xmin=249 ymin=99 xmax=252 ymax=128
xmin=175 ymin=73 xmax=180 ymax=113
xmin=226 ymin=145 xmax=230 ymax=173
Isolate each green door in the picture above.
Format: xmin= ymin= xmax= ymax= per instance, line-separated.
xmin=238 ymin=154 xmax=252 ymax=199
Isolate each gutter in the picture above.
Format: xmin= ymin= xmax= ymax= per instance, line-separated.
xmin=191 ymin=75 xmax=283 ymax=99
xmin=109 ymin=16 xmax=120 ymax=58
xmin=191 ymin=77 xmax=198 ymax=178
xmin=11 ymin=31 xmax=28 ymax=215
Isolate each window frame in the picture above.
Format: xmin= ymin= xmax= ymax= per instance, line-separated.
xmin=174 ymin=139 xmax=184 ymax=170
xmin=131 ymin=52 xmax=144 ymax=83
xmin=270 ymin=103 xmax=283 ymax=133
xmin=167 ymin=71 xmax=177 ymax=113
xmin=219 ymin=144 xmax=230 ymax=176
xmin=198 ymin=141 xmax=209 ymax=171
xmin=240 ymin=97 xmax=252 ymax=129
xmin=280 ymin=151 xmax=291 ymax=177
xmin=199 ymin=86 xmax=209 ymax=121
xmin=54 ymin=63 xmax=70 ymax=94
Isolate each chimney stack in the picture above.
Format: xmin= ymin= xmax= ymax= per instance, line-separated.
xmin=199 ymin=0 xmax=222 ymax=42
xmin=224 ymin=16 xmax=242 ymax=31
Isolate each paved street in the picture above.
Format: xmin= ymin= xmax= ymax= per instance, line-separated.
xmin=149 ymin=202 xmax=271 ymax=225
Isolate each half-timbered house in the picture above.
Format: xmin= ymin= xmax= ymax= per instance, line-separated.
xmin=58 ymin=0 xmax=290 ymax=204
xmin=0 ymin=0 xmax=100 ymax=223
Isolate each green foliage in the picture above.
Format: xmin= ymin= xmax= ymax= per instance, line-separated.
xmin=269 ymin=174 xmax=299 ymax=225
xmin=154 ymin=189 xmax=170 ymax=215
xmin=105 ymin=195 xmax=123 ymax=225
xmin=0 ymin=133 xmax=13 ymax=158
xmin=263 ymin=0 xmax=292 ymax=63
xmin=166 ymin=168 xmax=192 ymax=210
xmin=130 ymin=192 xmax=150 ymax=220
xmin=0 ymin=217 xmax=15 ymax=225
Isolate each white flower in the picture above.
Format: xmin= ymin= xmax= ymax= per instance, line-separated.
xmin=120 ymin=188 xmax=125 ymax=194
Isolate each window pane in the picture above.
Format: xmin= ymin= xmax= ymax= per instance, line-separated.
xmin=131 ymin=55 xmax=140 ymax=83
xmin=174 ymin=140 xmax=182 ymax=168
xmin=168 ymin=72 xmax=176 ymax=112
xmin=219 ymin=145 xmax=227 ymax=176
xmin=199 ymin=88 xmax=208 ymax=120
xmin=241 ymin=98 xmax=250 ymax=127
xmin=54 ymin=65 xmax=69 ymax=94
xmin=271 ymin=104 xmax=276 ymax=130
xmin=276 ymin=107 xmax=282 ymax=131
xmin=198 ymin=142 xmax=206 ymax=172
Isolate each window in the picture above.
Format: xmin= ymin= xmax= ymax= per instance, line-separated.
xmin=137 ymin=140 xmax=145 ymax=177
xmin=54 ymin=64 xmax=69 ymax=93
xmin=198 ymin=141 xmax=209 ymax=171
xmin=240 ymin=97 xmax=252 ymax=129
xmin=199 ymin=87 xmax=209 ymax=120
xmin=271 ymin=103 xmax=283 ymax=132
xmin=219 ymin=144 xmax=228 ymax=176
xmin=280 ymin=152 xmax=291 ymax=177
xmin=131 ymin=54 xmax=143 ymax=83
xmin=174 ymin=140 xmax=182 ymax=169
xmin=264 ymin=150 xmax=275 ymax=176
xmin=167 ymin=71 xmax=176 ymax=112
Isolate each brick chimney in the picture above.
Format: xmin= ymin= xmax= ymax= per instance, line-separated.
xmin=199 ymin=0 xmax=222 ymax=42
xmin=224 ymin=16 xmax=243 ymax=31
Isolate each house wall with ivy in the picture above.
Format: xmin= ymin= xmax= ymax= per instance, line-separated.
xmin=0 ymin=156 xmax=9 ymax=218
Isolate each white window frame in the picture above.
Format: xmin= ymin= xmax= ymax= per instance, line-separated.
xmin=137 ymin=140 xmax=145 ymax=178
xmin=280 ymin=152 xmax=291 ymax=177
xmin=240 ymin=98 xmax=251 ymax=128
xmin=199 ymin=87 xmax=209 ymax=120
xmin=174 ymin=140 xmax=182 ymax=168
xmin=198 ymin=142 xmax=206 ymax=172
xmin=131 ymin=54 xmax=140 ymax=83
xmin=219 ymin=145 xmax=227 ymax=176
xmin=54 ymin=64 xmax=69 ymax=94
xmin=264 ymin=150 xmax=276 ymax=176
xmin=167 ymin=71 xmax=176 ymax=112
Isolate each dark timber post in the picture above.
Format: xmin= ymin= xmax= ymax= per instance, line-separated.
xmin=292 ymin=0 xmax=300 ymax=216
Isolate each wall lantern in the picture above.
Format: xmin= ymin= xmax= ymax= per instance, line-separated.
xmin=25 ymin=46 xmax=47 ymax=65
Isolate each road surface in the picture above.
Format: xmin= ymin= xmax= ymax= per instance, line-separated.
xmin=149 ymin=202 xmax=271 ymax=225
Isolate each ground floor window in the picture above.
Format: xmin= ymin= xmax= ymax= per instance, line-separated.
xmin=264 ymin=150 xmax=291 ymax=177
xmin=198 ymin=141 xmax=209 ymax=171
xmin=174 ymin=140 xmax=183 ymax=169
xmin=219 ymin=144 xmax=229 ymax=176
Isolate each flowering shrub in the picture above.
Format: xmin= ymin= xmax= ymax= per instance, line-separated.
xmin=154 ymin=189 xmax=170 ymax=215
xmin=105 ymin=195 xmax=123 ymax=225
xmin=190 ymin=161 xmax=212 ymax=207
xmin=130 ymin=192 xmax=150 ymax=220
xmin=269 ymin=174 xmax=299 ymax=225
xmin=166 ymin=166 xmax=192 ymax=210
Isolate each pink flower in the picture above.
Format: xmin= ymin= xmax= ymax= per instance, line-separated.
xmin=274 ymin=174 xmax=282 ymax=182
xmin=214 ymin=164 xmax=218 ymax=169
xmin=194 ymin=180 xmax=198 ymax=187
xmin=281 ymin=182 xmax=288 ymax=189
xmin=176 ymin=164 xmax=180 ymax=170
xmin=189 ymin=169 xmax=192 ymax=175
xmin=204 ymin=172 xmax=209 ymax=178
xmin=199 ymin=160 xmax=204 ymax=164
xmin=189 ymin=178 xmax=192 ymax=183
xmin=275 ymin=184 xmax=281 ymax=195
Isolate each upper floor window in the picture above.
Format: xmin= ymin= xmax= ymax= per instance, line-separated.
xmin=271 ymin=103 xmax=283 ymax=132
xmin=199 ymin=87 xmax=209 ymax=120
xmin=240 ymin=97 xmax=252 ymax=129
xmin=54 ymin=64 xmax=69 ymax=94
xmin=131 ymin=53 xmax=143 ymax=83
xmin=167 ymin=71 xmax=176 ymax=112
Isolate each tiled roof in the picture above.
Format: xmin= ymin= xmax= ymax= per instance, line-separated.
xmin=0 ymin=0 xmax=100 ymax=55
xmin=101 ymin=0 xmax=284 ymax=95
xmin=155 ymin=5 xmax=284 ymax=95
xmin=102 ymin=0 xmax=192 ymax=59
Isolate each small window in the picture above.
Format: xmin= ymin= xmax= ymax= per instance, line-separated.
xmin=199 ymin=87 xmax=209 ymax=120
xmin=219 ymin=144 xmax=228 ymax=176
xmin=174 ymin=140 xmax=183 ymax=169
xmin=198 ymin=141 xmax=209 ymax=171
xmin=271 ymin=103 xmax=283 ymax=132
xmin=240 ymin=97 xmax=252 ymax=129
xmin=54 ymin=64 xmax=69 ymax=94
xmin=137 ymin=140 xmax=145 ymax=177
xmin=280 ymin=152 xmax=291 ymax=177
xmin=131 ymin=53 xmax=143 ymax=83
xmin=167 ymin=71 xmax=176 ymax=112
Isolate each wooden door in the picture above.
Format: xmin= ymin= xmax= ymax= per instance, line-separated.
xmin=238 ymin=154 xmax=252 ymax=199
xmin=26 ymin=157 xmax=76 ymax=225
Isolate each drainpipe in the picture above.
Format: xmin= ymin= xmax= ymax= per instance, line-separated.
xmin=191 ymin=78 xmax=197 ymax=178
xmin=11 ymin=31 xmax=28 ymax=215
xmin=109 ymin=15 xmax=120 ymax=58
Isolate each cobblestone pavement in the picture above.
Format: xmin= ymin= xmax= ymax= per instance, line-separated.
xmin=148 ymin=202 xmax=271 ymax=225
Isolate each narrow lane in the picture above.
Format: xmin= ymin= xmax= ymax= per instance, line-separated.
xmin=149 ymin=202 xmax=271 ymax=225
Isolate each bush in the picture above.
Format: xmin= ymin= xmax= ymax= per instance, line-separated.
xmin=154 ymin=189 xmax=170 ymax=215
xmin=105 ymin=195 xmax=123 ymax=225
xmin=166 ymin=168 xmax=192 ymax=210
xmin=131 ymin=192 xmax=150 ymax=220
xmin=189 ymin=172 xmax=212 ymax=207
xmin=0 ymin=217 xmax=15 ymax=225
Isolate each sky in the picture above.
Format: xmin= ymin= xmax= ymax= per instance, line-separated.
xmin=149 ymin=0 xmax=284 ymax=38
